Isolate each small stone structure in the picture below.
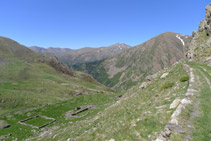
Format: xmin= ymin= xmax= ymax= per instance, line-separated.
xmin=65 ymin=105 xmax=96 ymax=119
xmin=18 ymin=115 xmax=56 ymax=129
xmin=0 ymin=120 xmax=10 ymax=129
xmin=0 ymin=134 xmax=12 ymax=140
xmin=156 ymin=64 xmax=197 ymax=141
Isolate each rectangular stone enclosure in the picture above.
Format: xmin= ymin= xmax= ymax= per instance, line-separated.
xmin=18 ymin=115 xmax=56 ymax=129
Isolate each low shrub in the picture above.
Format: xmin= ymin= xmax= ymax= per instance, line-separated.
xmin=180 ymin=76 xmax=190 ymax=82
xmin=160 ymin=81 xmax=175 ymax=90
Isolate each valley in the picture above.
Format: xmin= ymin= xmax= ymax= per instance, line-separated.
xmin=0 ymin=2 xmax=211 ymax=141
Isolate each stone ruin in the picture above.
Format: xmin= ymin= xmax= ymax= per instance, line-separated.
xmin=18 ymin=115 xmax=56 ymax=129
xmin=0 ymin=120 xmax=10 ymax=129
xmin=0 ymin=134 xmax=12 ymax=140
xmin=65 ymin=105 xmax=96 ymax=119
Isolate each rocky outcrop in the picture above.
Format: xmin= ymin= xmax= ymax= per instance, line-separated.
xmin=38 ymin=53 xmax=75 ymax=76
xmin=199 ymin=4 xmax=211 ymax=35
xmin=160 ymin=73 xmax=169 ymax=79
xmin=186 ymin=4 xmax=211 ymax=64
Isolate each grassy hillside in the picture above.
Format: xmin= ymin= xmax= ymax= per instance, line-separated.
xmin=0 ymin=60 xmax=110 ymax=115
xmin=0 ymin=37 xmax=120 ymax=140
xmin=0 ymin=36 xmax=114 ymax=115
xmin=30 ymin=62 xmax=194 ymax=140
xmin=0 ymin=88 xmax=120 ymax=140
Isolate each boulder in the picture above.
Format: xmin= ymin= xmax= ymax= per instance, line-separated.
xmin=165 ymin=123 xmax=185 ymax=133
xmin=146 ymin=74 xmax=157 ymax=81
xmin=67 ymin=138 xmax=76 ymax=141
xmin=160 ymin=73 xmax=169 ymax=79
xmin=161 ymin=129 xmax=171 ymax=138
xmin=139 ymin=82 xmax=148 ymax=89
xmin=181 ymin=99 xmax=191 ymax=104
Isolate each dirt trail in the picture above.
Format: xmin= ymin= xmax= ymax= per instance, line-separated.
xmin=199 ymin=69 xmax=211 ymax=89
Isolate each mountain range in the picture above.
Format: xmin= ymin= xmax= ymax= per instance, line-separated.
xmin=29 ymin=46 xmax=72 ymax=58
xmin=29 ymin=33 xmax=192 ymax=91
xmin=73 ymin=32 xmax=192 ymax=91
xmin=29 ymin=43 xmax=131 ymax=66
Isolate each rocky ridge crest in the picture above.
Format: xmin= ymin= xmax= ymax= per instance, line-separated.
xmin=187 ymin=4 xmax=211 ymax=66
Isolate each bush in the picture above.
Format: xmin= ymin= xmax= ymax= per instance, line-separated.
xmin=160 ymin=81 xmax=175 ymax=90
xmin=180 ymin=76 xmax=190 ymax=82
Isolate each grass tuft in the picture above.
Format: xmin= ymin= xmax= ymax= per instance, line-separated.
xmin=180 ymin=76 xmax=190 ymax=82
xmin=160 ymin=81 xmax=175 ymax=90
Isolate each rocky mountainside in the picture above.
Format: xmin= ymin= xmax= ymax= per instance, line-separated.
xmin=74 ymin=32 xmax=192 ymax=91
xmin=60 ymin=43 xmax=131 ymax=66
xmin=29 ymin=46 xmax=72 ymax=57
xmin=186 ymin=4 xmax=211 ymax=66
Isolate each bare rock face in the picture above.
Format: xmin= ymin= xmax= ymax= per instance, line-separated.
xmin=186 ymin=4 xmax=211 ymax=63
xmin=199 ymin=4 xmax=211 ymax=35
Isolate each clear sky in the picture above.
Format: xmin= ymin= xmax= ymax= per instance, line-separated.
xmin=0 ymin=0 xmax=209 ymax=49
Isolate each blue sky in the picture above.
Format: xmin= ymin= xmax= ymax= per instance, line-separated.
xmin=0 ymin=0 xmax=209 ymax=49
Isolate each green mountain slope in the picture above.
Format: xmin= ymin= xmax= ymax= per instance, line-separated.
xmin=74 ymin=32 xmax=192 ymax=91
xmin=0 ymin=36 xmax=113 ymax=115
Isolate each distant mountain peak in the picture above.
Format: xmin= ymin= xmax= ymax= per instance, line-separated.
xmin=29 ymin=46 xmax=73 ymax=57
xmin=59 ymin=43 xmax=131 ymax=65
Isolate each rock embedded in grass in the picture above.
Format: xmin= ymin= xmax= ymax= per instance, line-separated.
xmin=160 ymin=73 xmax=169 ymax=79
xmin=139 ymin=82 xmax=148 ymax=89
xmin=169 ymin=98 xmax=181 ymax=109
